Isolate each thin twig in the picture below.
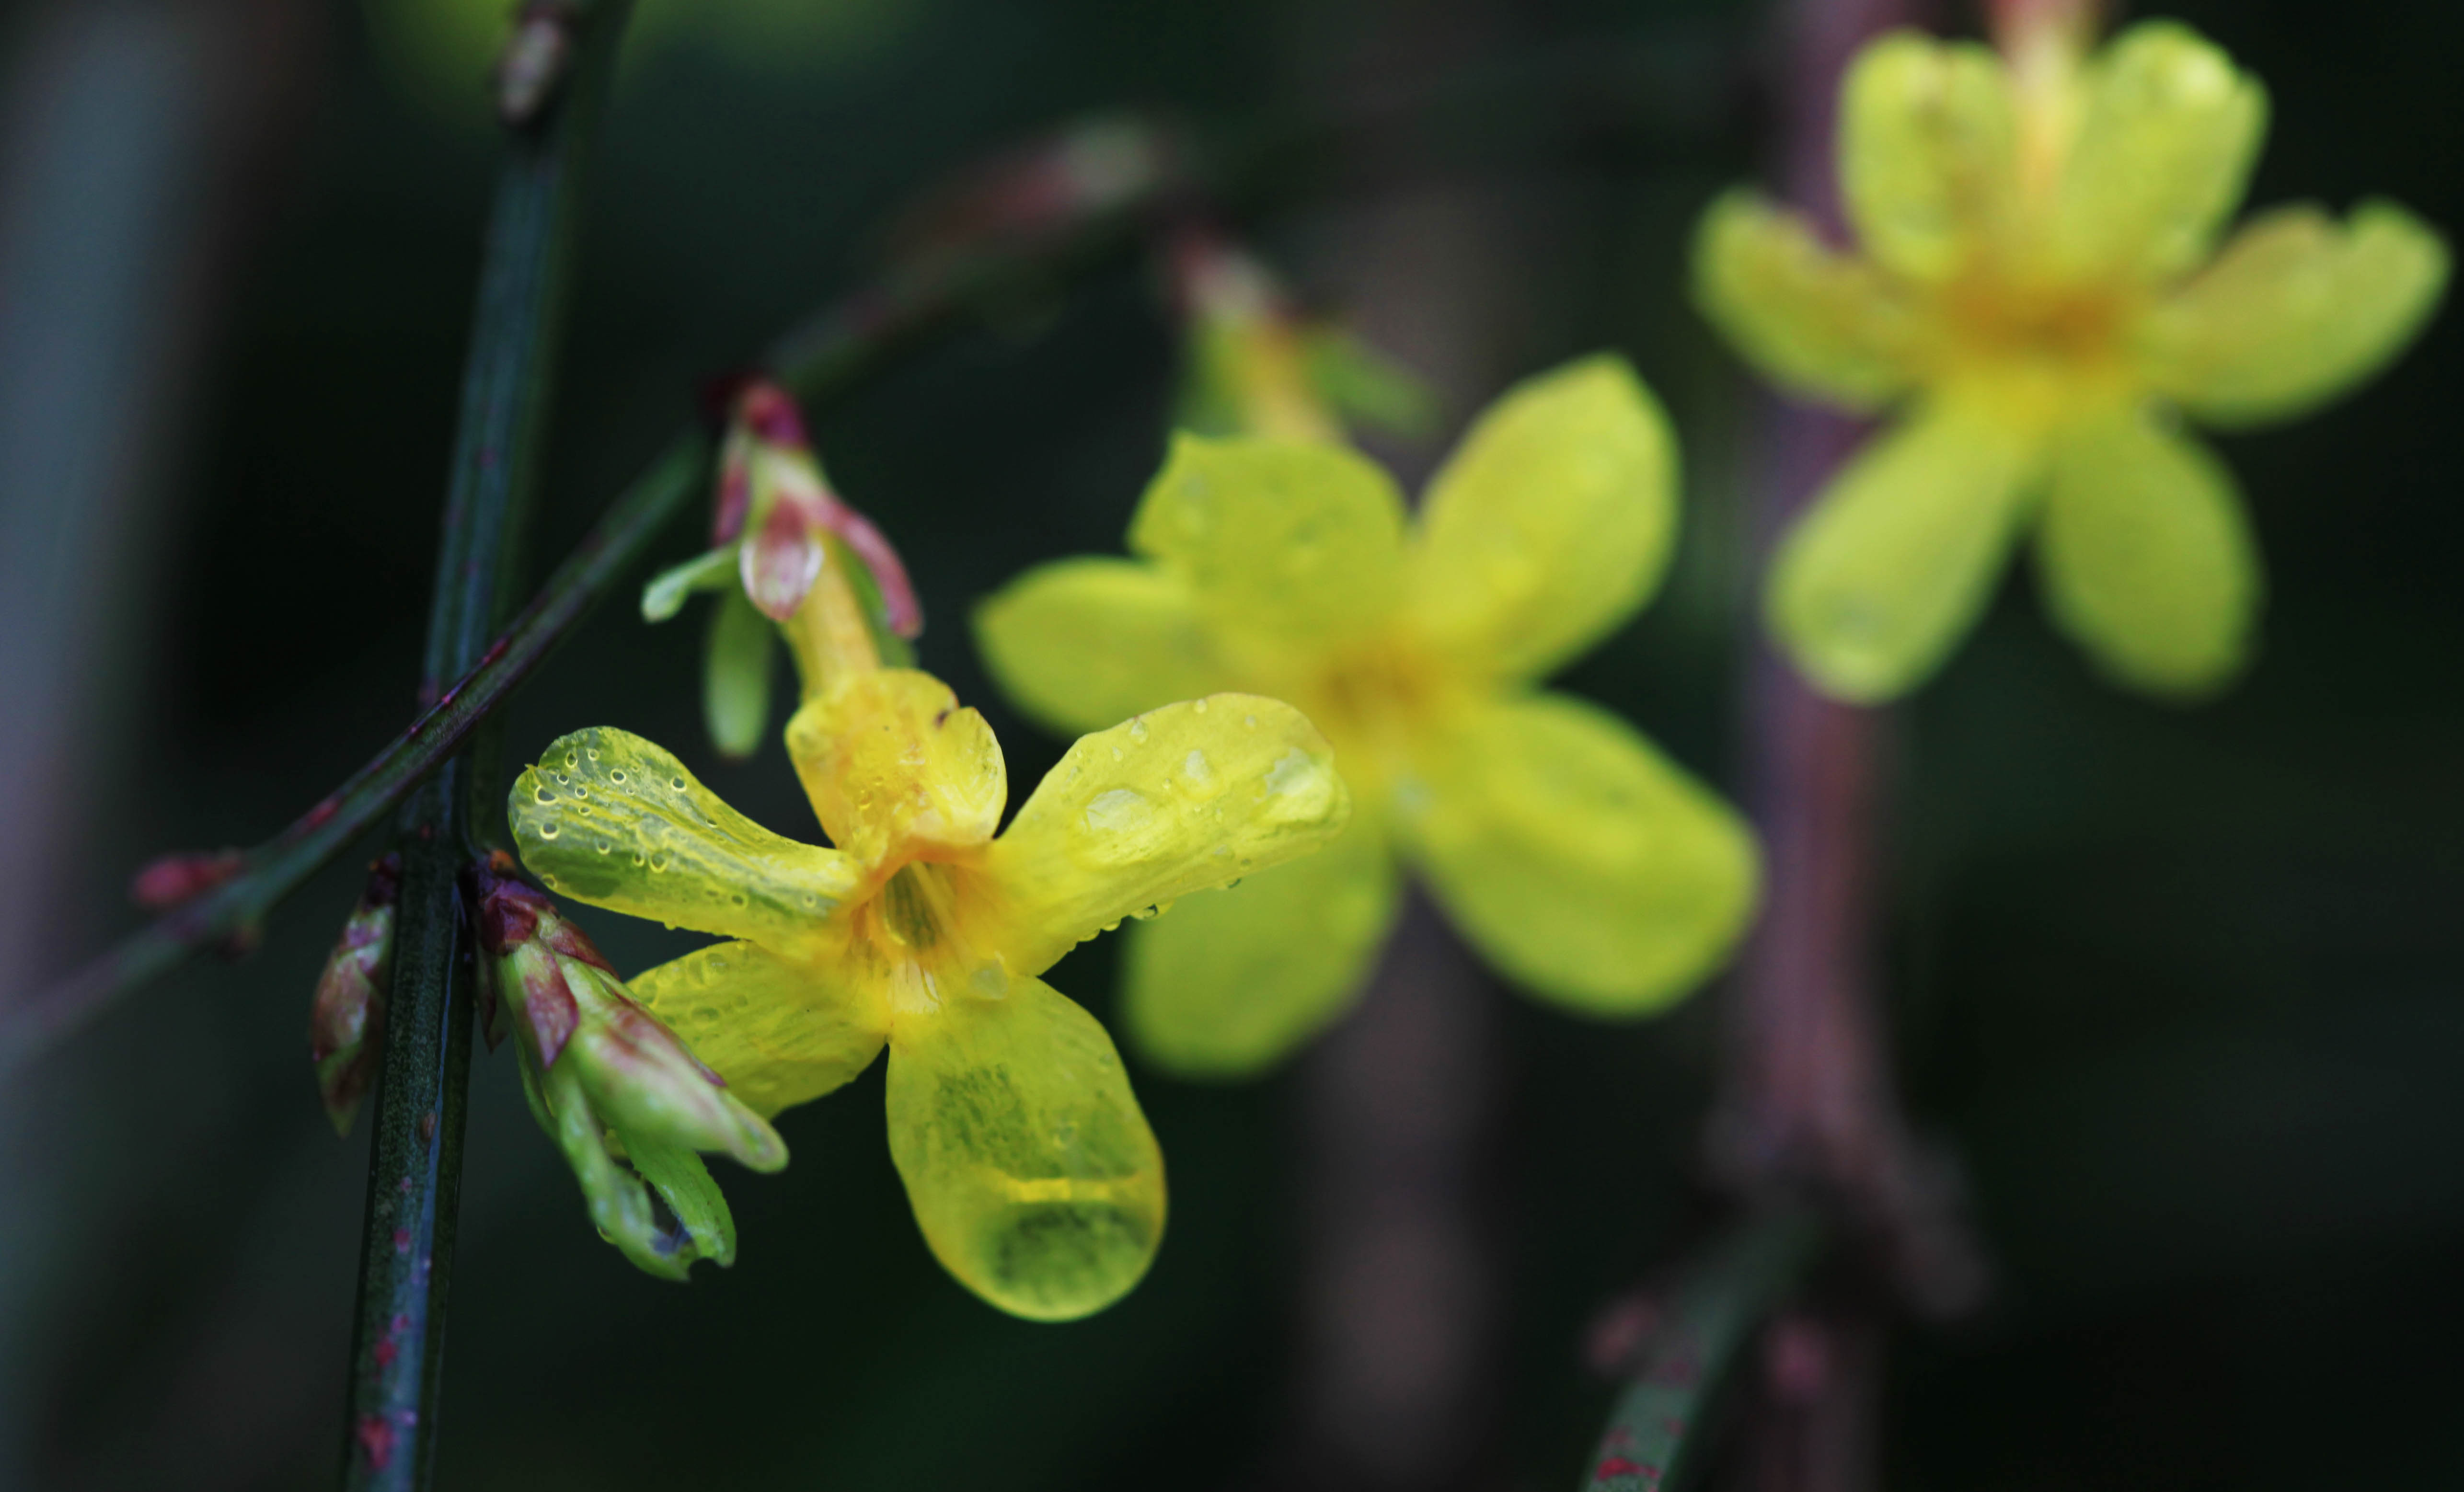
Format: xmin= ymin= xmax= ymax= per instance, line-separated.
xmin=342 ymin=4 xmax=630 ymax=1488
xmin=1577 ymin=1214 xmax=1824 ymax=1492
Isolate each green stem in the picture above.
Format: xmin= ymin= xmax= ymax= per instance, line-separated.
xmin=1577 ymin=1214 xmax=1823 ymax=1492
xmin=342 ymin=6 xmax=631 ymax=1488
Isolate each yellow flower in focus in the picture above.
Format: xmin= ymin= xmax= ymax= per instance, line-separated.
xmin=509 ymin=554 xmax=1350 ymax=1319
xmin=1696 ymin=16 xmax=2448 ymax=701
xmin=976 ymin=355 xmax=1761 ymax=1079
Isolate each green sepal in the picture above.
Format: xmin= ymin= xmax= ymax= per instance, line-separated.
xmin=624 ymin=1132 xmax=739 ymax=1269
xmin=703 ymin=590 xmax=775 ymax=760
xmin=642 ymin=543 xmax=741 ymax=623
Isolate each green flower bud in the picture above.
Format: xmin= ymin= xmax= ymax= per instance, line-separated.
xmin=467 ymin=854 xmax=787 ymax=1280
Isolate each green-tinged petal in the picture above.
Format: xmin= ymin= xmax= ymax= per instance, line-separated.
xmin=981 ymin=694 xmax=1351 ymax=976
xmin=2034 ymin=405 xmax=2260 ymax=697
xmin=643 ymin=543 xmax=741 ymax=623
xmin=886 ymin=974 xmax=1166 ymax=1320
xmin=632 ymin=939 xmax=890 ymax=1118
xmin=1403 ymin=692 xmax=1758 ymax=1017
xmin=2053 ymin=21 xmax=2266 ymax=282
xmin=1407 ymin=355 xmax=1680 ymax=681
xmin=1767 ymin=402 xmax=2041 ymax=702
xmin=973 ymin=558 xmax=1221 ymax=737
xmin=1127 ymin=433 xmax=1407 ymax=650
xmin=785 ymin=669 xmax=1006 ymax=867
xmin=2141 ymin=200 xmax=2450 ymax=428
xmin=511 ymin=728 xmax=861 ymax=955
xmin=704 ymin=589 xmax=775 ymax=761
xmin=622 ymin=1134 xmax=738 ymax=1269
xmin=1693 ymin=192 xmax=1914 ymax=410
xmin=1122 ymin=815 xmax=1398 ymax=1079
xmin=1838 ymin=30 xmax=2017 ymax=282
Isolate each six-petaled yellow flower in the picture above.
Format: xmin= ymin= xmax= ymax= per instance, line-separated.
xmin=509 ymin=517 xmax=1351 ymax=1319
xmin=1695 ymin=15 xmax=2448 ymax=701
xmin=976 ymin=355 xmax=1760 ymax=1079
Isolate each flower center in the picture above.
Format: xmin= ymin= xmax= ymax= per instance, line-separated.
xmin=850 ymin=861 xmax=1007 ymax=1019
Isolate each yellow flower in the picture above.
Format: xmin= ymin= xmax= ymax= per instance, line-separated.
xmin=510 ymin=546 xmax=1350 ymax=1319
xmin=975 ymin=355 xmax=1761 ymax=1079
xmin=1695 ymin=17 xmax=2448 ymax=702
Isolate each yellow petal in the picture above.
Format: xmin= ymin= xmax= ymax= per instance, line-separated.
xmin=885 ymin=974 xmax=1166 ymax=1321
xmin=1406 ymin=355 xmax=1680 ymax=682
xmin=2053 ymin=21 xmax=2266 ymax=283
xmin=1694 ymin=192 xmax=1914 ymax=411
xmin=1401 ymin=692 xmax=1759 ymax=1018
xmin=1127 ymin=433 xmax=1407 ymax=652
xmin=1767 ymin=402 xmax=2041 ymax=702
xmin=972 ymin=558 xmax=1220 ymax=737
xmin=1838 ymin=30 xmax=2017 ymax=282
xmin=1122 ymin=814 xmax=1398 ymax=1079
xmin=630 ymin=939 xmax=890 ymax=1119
xmin=2034 ymin=405 xmax=2261 ymax=697
xmin=510 ymin=727 xmax=861 ymax=956
xmin=2140 ymin=200 xmax=2449 ymax=428
xmin=980 ymin=695 xmax=1352 ymax=977
xmin=784 ymin=669 xmax=1006 ymax=869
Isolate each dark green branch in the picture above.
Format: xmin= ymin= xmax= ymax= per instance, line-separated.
xmin=1577 ymin=1214 xmax=1822 ymax=1492
xmin=343 ymin=5 xmax=631 ymax=1488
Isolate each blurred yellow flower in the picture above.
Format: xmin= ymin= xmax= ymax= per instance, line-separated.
xmin=977 ymin=356 xmax=1760 ymax=1079
xmin=511 ymin=515 xmax=1349 ymax=1319
xmin=1696 ymin=17 xmax=2448 ymax=701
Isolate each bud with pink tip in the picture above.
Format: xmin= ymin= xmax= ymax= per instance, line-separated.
xmin=466 ymin=853 xmax=786 ymax=1279
xmin=309 ymin=853 xmax=400 ymax=1136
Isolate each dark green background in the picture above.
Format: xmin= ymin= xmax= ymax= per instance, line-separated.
xmin=17 ymin=0 xmax=2460 ymax=1487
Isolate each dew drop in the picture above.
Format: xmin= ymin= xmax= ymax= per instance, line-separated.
xmin=730 ymin=893 xmax=748 ymax=907
xmin=538 ymin=823 xmax=560 ymax=839
xmin=1243 ymin=713 xmax=1258 ymax=729
xmin=586 ymin=746 xmax=601 ymax=761
xmin=609 ymin=769 xmax=626 ymax=784
xmin=1192 ymin=698 xmax=1209 ymax=713
xmin=1127 ymin=718 xmax=1149 ymax=744
xmin=1082 ymin=787 xmax=1154 ymax=841
xmin=630 ymin=851 xmax=646 ymax=867
xmin=534 ymin=788 xmax=557 ymax=803
xmin=670 ymin=776 xmax=687 ymax=792
xmin=593 ymin=838 xmax=612 ymax=854
xmin=564 ymin=751 xmax=579 ymax=769
xmin=1183 ymin=748 xmax=1213 ymax=785
xmin=649 ymin=853 xmax=669 ymax=872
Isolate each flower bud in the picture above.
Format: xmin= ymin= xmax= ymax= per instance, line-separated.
xmin=1168 ymin=230 xmax=1436 ymax=444
xmin=308 ymin=854 xmax=400 ymax=1136
xmin=466 ymin=855 xmax=786 ymax=1279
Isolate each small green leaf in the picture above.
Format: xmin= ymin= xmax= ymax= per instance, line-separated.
xmin=641 ymin=543 xmax=742 ymax=623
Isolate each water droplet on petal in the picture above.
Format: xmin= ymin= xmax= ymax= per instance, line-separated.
xmin=1127 ymin=718 xmax=1149 ymax=744
xmin=593 ymin=838 xmax=611 ymax=854
xmin=1192 ymin=698 xmax=1208 ymax=713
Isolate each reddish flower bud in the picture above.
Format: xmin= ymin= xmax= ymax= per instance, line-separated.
xmin=309 ymin=854 xmax=401 ymax=1136
xmin=130 ymin=848 xmax=245 ymax=912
